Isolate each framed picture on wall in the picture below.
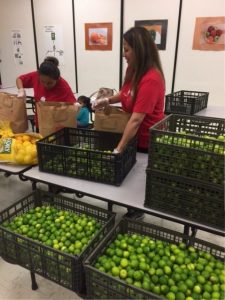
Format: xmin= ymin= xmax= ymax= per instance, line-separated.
xmin=85 ymin=22 xmax=112 ymax=50
xmin=193 ymin=16 xmax=225 ymax=51
xmin=135 ymin=19 xmax=168 ymax=50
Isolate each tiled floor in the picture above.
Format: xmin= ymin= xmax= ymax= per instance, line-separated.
xmin=0 ymin=171 xmax=224 ymax=299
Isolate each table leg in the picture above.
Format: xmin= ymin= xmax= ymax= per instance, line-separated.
xmin=183 ymin=224 xmax=190 ymax=236
xmin=182 ymin=224 xmax=190 ymax=244
xmin=30 ymin=271 xmax=38 ymax=290
xmin=108 ymin=202 xmax=113 ymax=211
xmin=191 ymin=226 xmax=198 ymax=238
xmin=32 ymin=181 xmax=37 ymax=190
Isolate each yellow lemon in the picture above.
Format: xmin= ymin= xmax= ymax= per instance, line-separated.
xmin=17 ymin=148 xmax=26 ymax=156
xmin=22 ymin=135 xmax=31 ymax=142
xmin=24 ymin=144 xmax=33 ymax=154
xmin=15 ymin=136 xmax=23 ymax=142
xmin=30 ymin=147 xmax=37 ymax=158
xmin=23 ymin=141 xmax=32 ymax=147
xmin=14 ymin=153 xmax=25 ymax=164
xmin=23 ymin=154 xmax=33 ymax=164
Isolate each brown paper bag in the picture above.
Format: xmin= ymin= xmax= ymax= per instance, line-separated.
xmin=0 ymin=92 xmax=28 ymax=133
xmin=37 ymin=101 xmax=80 ymax=137
xmin=94 ymin=106 xmax=131 ymax=133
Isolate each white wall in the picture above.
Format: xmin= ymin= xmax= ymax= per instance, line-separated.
xmin=33 ymin=0 xmax=77 ymax=92
xmin=0 ymin=0 xmax=224 ymax=108
xmin=0 ymin=0 xmax=36 ymax=87
xmin=74 ymin=0 xmax=121 ymax=97
xmin=175 ymin=0 xmax=225 ymax=106
xmin=124 ymin=0 xmax=180 ymax=95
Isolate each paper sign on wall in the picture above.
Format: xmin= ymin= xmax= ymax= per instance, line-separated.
xmin=12 ymin=30 xmax=24 ymax=65
xmin=44 ymin=25 xmax=64 ymax=64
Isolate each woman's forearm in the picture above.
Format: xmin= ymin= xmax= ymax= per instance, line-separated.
xmin=108 ymin=93 xmax=121 ymax=104
xmin=116 ymin=112 xmax=145 ymax=152
xmin=16 ymin=77 xmax=23 ymax=89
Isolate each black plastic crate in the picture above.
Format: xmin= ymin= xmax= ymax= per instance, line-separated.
xmin=84 ymin=218 xmax=225 ymax=299
xmin=149 ymin=114 xmax=225 ymax=186
xmin=165 ymin=90 xmax=209 ymax=115
xmin=145 ymin=169 xmax=224 ymax=230
xmin=0 ymin=189 xmax=115 ymax=293
xmin=36 ymin=127 xmax=137 ymax=186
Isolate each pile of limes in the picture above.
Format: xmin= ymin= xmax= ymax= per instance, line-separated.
xmin=94 ymin=233 xmax=225 ymax=300
xmin=2 ymin=206 xmax=102 ymax=255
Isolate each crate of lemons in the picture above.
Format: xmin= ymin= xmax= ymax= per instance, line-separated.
xmin=0 ymin=122 xmax=42 ymax=165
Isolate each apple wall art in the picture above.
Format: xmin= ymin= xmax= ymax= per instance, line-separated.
xmin=85 ymin=22 xmax=112 ymax=51
xmin=192 ymin=16 xmax=225 ymax=51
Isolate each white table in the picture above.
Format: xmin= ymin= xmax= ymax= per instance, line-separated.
xmin=0 ymin=86 xmax=34 ymax=97
xmin=0 ymin=163 xmax=33 ymax=182
xmin=0 ymin=163 xmax=32 ymax=174
xmin=196 ymin=105 xmax=225 ymax=119
xmin=23 ymin=153 xmax=224 ymax=236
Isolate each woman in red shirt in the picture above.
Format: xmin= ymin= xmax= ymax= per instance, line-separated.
xmin=16 ymin=56 xmax=77 ymax=126
xmin=93 ymin=26 xmax=165 ymax=152
xmin=93 ymin=27 xmax=165 ymax=220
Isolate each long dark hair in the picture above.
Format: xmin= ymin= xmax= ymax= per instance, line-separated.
xmin=123 ymin=26 xmax=165 ymax=101
xmin=38 ymin=56 xmax=60 ymax=80
xmin=78 ymin=96 xmax=92 ymax=112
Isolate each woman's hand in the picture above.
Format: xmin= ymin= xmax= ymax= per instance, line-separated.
xmin=17 ymin=88 xmax=26 ymax=98
xmin=116 ymin=112 xmax=145 ymax=152
xmin=92 ymin=98 xmax=109 ymax=110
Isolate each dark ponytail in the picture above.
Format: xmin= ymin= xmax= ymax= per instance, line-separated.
xmin=38 ymin=56 xmax=60 ymax=80
xmin=78 ymin=96 xmax=92 ymax=113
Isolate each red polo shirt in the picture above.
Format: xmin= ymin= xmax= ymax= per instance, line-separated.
xmin=19 ymin=71 xmax=76 ymax=126
xmin=19 ymin=71 xmax=76 ymax=103
xmin=120 ymin=68 xmax=165 ymax=149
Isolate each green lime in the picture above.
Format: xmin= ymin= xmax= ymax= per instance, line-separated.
xmin=123 ymin=250 xmax=130 ymax=258
xmin=130 ymin=259 xmax=139 ymax=269
xmin=151 ymin=275 xmax=159 ymax=284
xmin=164 ymin=265 xmax=172 ymax=275
xmin=166 ymin=291 xmax=176 ymax=300
xmin=178 ymin=283 xmax=188 ymax=293
xmin=126 ymin=277 xmax=133 ymax=285
xmin=153 ymin=285 xmax=161 ymax=295
xmin=155 ymin=268 xmax=164 ymax=276
xmin=203 ymin=283 xmax=213 ymax=293
xmin=119 ymin=269 xmax=127 ymax=279
xmin=176 ymin=291 xmax=185 ymax=300
xmin=133 ymin=281 xmax=142 ymax=289
xmin=159 ymin=275 xmax=168 ymax=285
xmin=139 ymin=262 xmax=148 ymax=271
xmin=170 ymin=285 xmax=178 ymax=293
xmin=193 ymin=285 xmax=202 ymax=294
xmin=211 ymin=291 xmax=221 ymax=299
xmin=133 ymin=270 xmax=143 ymax=281
xmin=148 ymin=267 xmax=156 ymax=276
xmin=120 ymin=258 xmax=129 ymax=268
xmin=158 ymin=259 xmax=166 ymax=268
xmin=202 ymin=291 xmax=211 ymax=299
xmin=115 ymin=248 xmax=123 ymax=257
xmin=142 ymin=281 xmax=150 ymax=291
xmin=111 ymin=266 xmax=120 ymax=277
xmin=160 ymin=284 xmax=169 ymax=295
xmin=185 ymin=278 xmax=194 ymax=289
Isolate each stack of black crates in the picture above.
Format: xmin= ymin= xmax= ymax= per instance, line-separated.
xmin=165 ymin=90 xmax=209 ymax=115
xmin=144 ymin=114 xmax=225 ymax=230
